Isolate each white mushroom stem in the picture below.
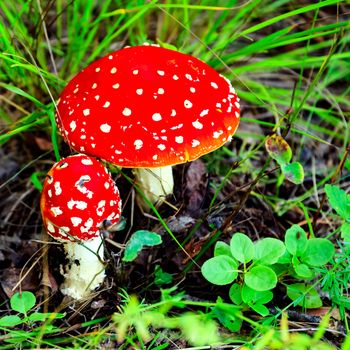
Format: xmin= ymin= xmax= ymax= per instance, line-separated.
xmin=133 ymin=166 xmax=174 ymax=211
xmin=60 ymin=235 xmax=105 ymax=299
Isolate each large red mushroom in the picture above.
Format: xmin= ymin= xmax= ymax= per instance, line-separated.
xmin=40 ymin=154 xmax=121 ymax=299
xmin=55 ymin=45 xmax=240 ymax=209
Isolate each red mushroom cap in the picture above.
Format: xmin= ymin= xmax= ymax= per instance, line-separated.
xmin=56 ymin=45 xmax=240 ymax=168
xmin=40 ymin=154 xmax=121 ymax=241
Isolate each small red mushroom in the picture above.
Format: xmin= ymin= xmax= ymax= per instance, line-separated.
xmin=40 ymin=154 xmax=121 ymax=299
xmin=56 ymin=45 xmax=240 ymax=209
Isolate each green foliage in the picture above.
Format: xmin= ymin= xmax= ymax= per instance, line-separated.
xmin=0 ymin=291 xmax=65 ymax=346
xmin=202 ymin=255 xmax=239 ymax=285
xmin=202 ymin=228 xmax=335 ymax=324
xmin=154 ymin=265 xmax=173 ymax=286
xmin=112 ymin=288 xmax=220 ymax=347
xmin=286 ymin=283 xmax=322 ymax=308
xmin=123 ymin=230 xmax=162 ymax=262
xmin=265 ymin=134 xmax=305 ymax=185
xmin=325 ymin=184 xmax=350 ymax=241
xmin=230 ymin=232 xmax=254 ymax=263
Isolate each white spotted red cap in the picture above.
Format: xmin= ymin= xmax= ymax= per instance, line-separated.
xmin=40 ymin=154 xmax=121 ymax=241
xmin=56 ymin=45 xmax=240 ymax=168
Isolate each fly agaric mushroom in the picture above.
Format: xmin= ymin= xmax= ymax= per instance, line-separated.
xmin=55 ymin=45 xmax=240 ymax=210
xmin=40 ymin=154 xmax=121 ymax=299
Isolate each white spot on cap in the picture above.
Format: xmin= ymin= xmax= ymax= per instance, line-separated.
xmin=96 ymin=200 xmax=106 ymax=216
xmin=95 ymin=67 xmax=101 ymax=72
xmin=54 ymin=182 xmax=62 ymax=196
xmin=171 ymin=109 xmax=176 ymax=117
xmin=51 ymin=207 xmax=63 ymax=217
xmin=184 ymin=100 xmax=192 ymax=109
xmin=71 ymin=217 xmax=82 ymax=227
xmin=100 ymin=124 xmax=111 ymax=133
xmin=113 ymin=83 xmax=120 ymax=89
xmin=104 ymin=182 xmax=110 ymax=189
xmin=67 ymin=200 xmax=87 ymax=210
xmin=103 ymin=101 xmax=111 ymax=108
xmin=185 ymin=74 xmax=193 ymax=81
xmin=192 ymin=139 xmax=200 ymax=147
xmin=111 ymin=67 xmax=117 ymax=74
xmin=157 ymin=70 xmax=165 ymax=76
xmin=83 ymin=109 xmax=90 ymax=116
xmin=175 ymin=136 xmax=183 ymax=144
xmin=80 ymin=218 xmax=94 ymax=233
xmin=95 ymin=95 xmax=100 ymax=101
xmin=190 ymin=87 xmax=196 ymax=93
xmin=227 ymin=126 xmax=233 ymax=131
xmin=152 ymin=155 xmax=158 ymax=160
xmin=213 ymin=130 xmax=223 ymax=138
xmin=170 ymin=123 xmax=183 ymax=130
xmin=81 ymin=158 xmax=93 ymax=165
xmin=216 ymin=102 xmax=222 ymax=108
xmin=158 ymin=144 xmax=166 ymax=151
xmin=235 ymin=111 xmax=240 ymax=118
xmin=70 ymin=121 xmax=77 ymax=132
xmin=108 ymin=55 xmax=113 ymax=59
xmin=158 ymin=88 xmax=164 ymax=94
xmin=134 ymin=139 xmax=143 ymax=150
xmin=152 ymin=113 xmax=162 ymax=121
xmin=92 ymin=83 xmax=97 ymax=89
xmin=80 ymin=135 xmax=86 ymax=140
xmin=235 ymin=101 xmax=240 ymax=109
xmin=48 ymin=189 xmax=52 ymax=198
xmin=73 ymin=88 xmax=79 ymax=94
xmin=133 ymin=69 xmax=139 ymax=75
xmin=211 ymin=82 xmax=218 ymax=89
xmin=136 ymin=89 xmax=143 ymax=95
xmin=200 ymin=109 xmax=209 ymax=117
xmin=173 ymin=75 xmax=179 ymax=80
xmin=122 ymin=107 xmax=132 ymax=116
xmin=192 ymin=120 xmax=203 ymax=129
xmin=47 ymin=222 xmax=55 ymax=233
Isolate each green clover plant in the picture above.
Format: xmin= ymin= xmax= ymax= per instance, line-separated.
xmin=202 ymin=227 xmax=335 ymax=319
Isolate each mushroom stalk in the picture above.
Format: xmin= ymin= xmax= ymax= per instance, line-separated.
xmin=60 ymin=235 xmax=105 ymax=299
xmin=133 ymin=166 xmax=174 ymax=211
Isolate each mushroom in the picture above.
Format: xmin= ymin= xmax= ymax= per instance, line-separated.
xmin=40 ymin=154 xmax=121 ymax=299
xmin=55 ymin=45 xmax=240 ymax=210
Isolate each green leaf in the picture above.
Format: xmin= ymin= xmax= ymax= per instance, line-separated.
xmin=230 ymin=232 xmax=254 ymax=263
xmin=123 ymin=230 xmax=162 ymax=262
xmin=281 ymin=162 xmax=304 ymax=184
xmin=286 ymin=283 xmax=322 ymax=308
xmin=292 ymin=256 xmax=313 ymax=279
xmin=325 ymin=184 xmax=350 ymax=221
xmin=28 ymin=312 xmax=64 ymax=322
xmin=210 ymin=300 xmax=242 ymax=332
xmin=214 ymin=241 xmax=232 ymax=257
xmin=229 ymin=283 xmax=243 ymax=305
xmin=276 ymin=250 xmax=292 ymax=264
xmin=0 ymin=315 xmax=22 ymax=327
xmin=265 ymin=134 xmax=292 ymax=166
xmin=341 ymin=222 xmax=350 ymax=241
xmin=154 ymin=265 xmax=173 ymax=286
xmin=201 ymin=256 xmax=238 ymax=285
xmin=254 ymin=238 xmax=286 ymax=265
xmin=244 ymin=265 xmax=277 ymax=291
xmin=241 ymin=284 xmax=273 ymax=305
xmin=10 ymin=291 xmax=36 ymax=314
xmin=250 ymin=303 xmax=270 ymax=317
xmin=300 ymin=238 xmax=334 ymax=266
xmin=285 ymin=225 xmax=308 ymax=256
